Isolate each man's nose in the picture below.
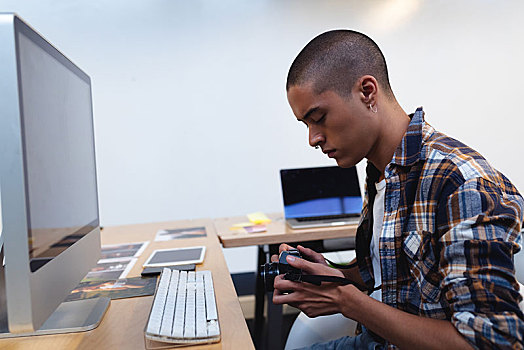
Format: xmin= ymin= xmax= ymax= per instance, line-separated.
xmin=309 ymin=127 xmax=323 ymax=148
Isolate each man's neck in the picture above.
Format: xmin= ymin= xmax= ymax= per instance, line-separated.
xmin=367 ymin=102 xmax=411 ymax=175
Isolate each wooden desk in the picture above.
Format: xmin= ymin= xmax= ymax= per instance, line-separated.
xmin=214 ymin=213 xmax=357 ymax=350
xmin=0 ymin=219 xmax=254 ymax=350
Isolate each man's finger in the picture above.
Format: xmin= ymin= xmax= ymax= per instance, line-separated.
xmin=285 ymin=254 xmax=317 ymax=273
xmin=273 ymin=275 xmax=300 ymax=291
xmin=272 ymin=286 xmax=302 ymax=305
xmin=297 ymin=245 xmax=324 ymax=263
xmin=280 ymin=243 xmax=296 ymax=254
xmin=297 ymin=245 xmax=315 ymax=256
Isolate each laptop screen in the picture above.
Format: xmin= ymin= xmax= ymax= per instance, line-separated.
xmin=280 ymin=166 xmax=362 ymax=219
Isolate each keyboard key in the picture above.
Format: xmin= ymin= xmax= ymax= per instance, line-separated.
xmin=207 ymin=319 xmax=220 ymax=337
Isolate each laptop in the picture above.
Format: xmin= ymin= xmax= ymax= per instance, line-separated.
xmin=280 ymin=166 xmax=363 ymax=229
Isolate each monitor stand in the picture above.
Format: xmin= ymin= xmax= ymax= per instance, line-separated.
xmin=0 ymin=297 xmax=110 ymax=338
xmin=0 ymin=245 xmax=111 ymax=338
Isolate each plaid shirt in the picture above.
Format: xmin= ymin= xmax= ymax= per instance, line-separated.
xmin=357 ymin=108 xmax=524 ymax=349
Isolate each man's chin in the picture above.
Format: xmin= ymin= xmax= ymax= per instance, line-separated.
xmin=335 ymin=157 xmax=356 ymax=168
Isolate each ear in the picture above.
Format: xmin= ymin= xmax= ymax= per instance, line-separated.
xmin=357 ymin=75 xmax=378 ymax=105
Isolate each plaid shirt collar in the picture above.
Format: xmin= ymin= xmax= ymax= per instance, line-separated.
xmin=388 ymin=107 xmax=425 ymax=169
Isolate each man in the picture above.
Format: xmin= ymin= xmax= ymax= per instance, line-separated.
xmin=273 ymin=30 xmax=523 ymax=349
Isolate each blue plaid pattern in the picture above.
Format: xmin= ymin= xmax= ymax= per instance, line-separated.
xmin=359 ymin=108 xmax=523 ymax=349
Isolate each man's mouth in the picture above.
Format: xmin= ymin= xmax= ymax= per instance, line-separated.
xmin=323 ymin=149 xmax=336 ymax=158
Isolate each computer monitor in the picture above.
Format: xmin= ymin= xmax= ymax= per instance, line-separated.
xmin=0 ymin=13 xmax=109 ymax=337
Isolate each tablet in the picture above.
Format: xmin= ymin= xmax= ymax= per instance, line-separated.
xmin=143 ymin=246 xmax=206 ymax=268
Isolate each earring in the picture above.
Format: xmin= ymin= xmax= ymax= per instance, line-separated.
xmin=369 ymin=104 xmax=378 ymax=113
xmin=314 ymin=145 xmax=319 ymax=149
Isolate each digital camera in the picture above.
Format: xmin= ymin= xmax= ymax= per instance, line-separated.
xmin=260 ymin=249 xmax=302 ymax=292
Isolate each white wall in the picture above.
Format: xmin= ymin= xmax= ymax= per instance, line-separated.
xmin=2 ymin=0 xmax=524 ymax=273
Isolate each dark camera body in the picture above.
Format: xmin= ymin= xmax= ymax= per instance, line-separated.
xmin=260 ymin=249 xmax=302 ymax=292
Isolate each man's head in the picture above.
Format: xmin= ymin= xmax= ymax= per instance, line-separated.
xmin=286 ymin=30 xmax=402 ymax=169
xmin=286 ymin=30 xmax=393 ymax=99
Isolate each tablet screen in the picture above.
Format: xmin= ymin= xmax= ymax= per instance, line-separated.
xmin=144 ymin=246 xmax=205 ymax=267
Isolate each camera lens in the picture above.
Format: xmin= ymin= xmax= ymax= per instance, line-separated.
xmin=260 ymin=262 xmax=279 ymax=292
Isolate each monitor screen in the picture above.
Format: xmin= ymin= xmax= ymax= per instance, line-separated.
xmin=17 ymin=30 xmax=99 ymax=271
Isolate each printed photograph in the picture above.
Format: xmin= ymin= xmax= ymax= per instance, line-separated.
xmin=154 ymin=226 xmax=207 ymax=241
xmin=82 ymin=257 xmax=137 ymax=282
xmin=66 ymin=276 xmax=158 ymax=302
xmin=100 ymin=241 xmax=149 ymax=261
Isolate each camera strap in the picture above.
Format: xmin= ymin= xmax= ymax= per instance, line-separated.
xmin=284 ymin=273 xmax=381 ymax=292
xmin=324 ymin=257 xmax=357 ymax=269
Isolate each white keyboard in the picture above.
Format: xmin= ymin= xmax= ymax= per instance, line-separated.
xmin=144 ymin=268 xmax=220 ymax=346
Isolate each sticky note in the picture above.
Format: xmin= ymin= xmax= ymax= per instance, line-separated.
xmin=247 ymin=212 xmax=271 ymax=225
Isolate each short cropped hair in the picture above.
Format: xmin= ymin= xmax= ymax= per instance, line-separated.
xmin=286 ymin=30 xmax=393 ymax=98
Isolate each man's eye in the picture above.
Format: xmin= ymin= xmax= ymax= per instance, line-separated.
xmin=314 ymin=114 xmax=326 ymax=123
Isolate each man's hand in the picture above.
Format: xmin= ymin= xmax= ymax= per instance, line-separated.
xmin=272 ymin=251 xmax=357 ymax=318
xmin=269 ymin=244 xmax=473 ymax=349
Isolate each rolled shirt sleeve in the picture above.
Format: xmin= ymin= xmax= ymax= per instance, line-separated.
xmin=439 ymin=177 xmax=523 ymax=349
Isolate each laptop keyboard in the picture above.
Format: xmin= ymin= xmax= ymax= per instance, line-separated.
xmin=295 ymin=214 xmax=358 ymax=222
